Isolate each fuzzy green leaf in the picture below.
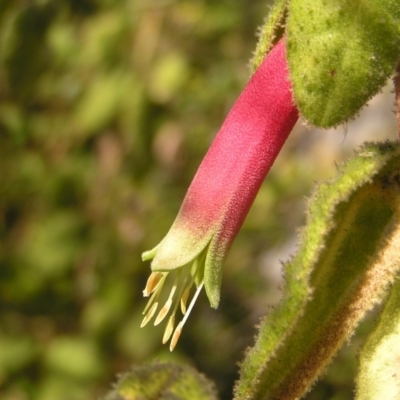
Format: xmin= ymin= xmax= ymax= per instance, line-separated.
xmin=250 ymin=0 xmax=288 ymax=72
xmin=234 ymin=142 xmax=400 ymax=400
xmin=287 ymin=0 xmax=400 ymax=127
xmin=103 ymin=362 xmax=218 ymax=400
xmin=356 ymin=271 xmax=400 ymax=400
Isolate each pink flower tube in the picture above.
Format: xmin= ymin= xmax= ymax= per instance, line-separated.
xmin=141 ymin=38 xmax=299 ymax=350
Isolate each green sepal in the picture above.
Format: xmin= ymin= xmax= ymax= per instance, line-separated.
xmin=287 ymin=0 xmax=400 ymax=127
xmin=103 ymin=362 xmax=218 ymax=400
xmin=250 ymin=0 xmax=288 ymax=72
xmin=234 ymin=141 xmax=400 ymax=400
xmin=204 ymin=237 xmax=223 ymax=309
xmin=142 ymin=244 xmax=159 ymax=262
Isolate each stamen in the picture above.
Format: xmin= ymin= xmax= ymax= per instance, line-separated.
xmin=162 ymin=315 xmax=175 ymax=344
xmin=154 ymin=298 xmax=172 ymax=326
xmin=142 ymin=273 xmax=167 ymax=315
xmin=169 ymin=282 xmax=204 ymax=351
xmin=154 ymin=282 xmax=177 ymax=325
xmin=180 ymin=287 xmax=190 ymax=315
xmin=164 ymin=277 xmax=189 ymax=335
xmin=170 ymin=321 xmax=183 ymax=351
xmin=143 ymin=272 xmax=163 ymax=297
xmin=141 ymin=254 xmax=206 ymax=350
xmin=181 ymin=281 xmax=204 ymax=326
xmin=179 ymin=266 xmax=198 ymax=315
xmin=140 ymin=302 xmax=158 ymax=327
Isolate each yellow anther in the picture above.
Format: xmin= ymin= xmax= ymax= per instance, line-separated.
xmin=170 ymin=322 xmax=183 ymax=351
xmin=143 ymin=272 xmax=163 ymax=297
xmin=140 ymin=302 xmax=158 ymax=327
xmin=162 ymin=315 xmax=175 ymax=344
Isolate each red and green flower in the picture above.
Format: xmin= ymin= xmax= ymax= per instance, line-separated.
xmin=141 ymin=39 xmax=299 ymax=350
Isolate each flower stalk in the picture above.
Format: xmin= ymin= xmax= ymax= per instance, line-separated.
xmin=141 ymin=38 xmax=299 ymax=349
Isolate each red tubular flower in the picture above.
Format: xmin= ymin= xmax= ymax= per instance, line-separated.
xmin=141 ymin=38 xmax=299 ymax=350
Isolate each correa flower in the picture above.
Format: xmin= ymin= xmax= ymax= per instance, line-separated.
xmin=141 ymin=38 xmax=299 ymax=350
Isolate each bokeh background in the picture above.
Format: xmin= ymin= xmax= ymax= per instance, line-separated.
xmin=0 ymin=1 xmax=397 ymax=399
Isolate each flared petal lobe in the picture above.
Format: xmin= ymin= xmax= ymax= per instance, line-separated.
xmin=141 ymin=38 xmax=299 ymax=349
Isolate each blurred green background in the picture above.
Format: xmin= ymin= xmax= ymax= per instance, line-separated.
xmin=0 ymin=1 xmax=397 ymax=399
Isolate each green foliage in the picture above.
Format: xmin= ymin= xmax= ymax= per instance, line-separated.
xmin=356 ymin=272 xmax=400 ymax=399
xmin=235 ymin=142 xmax=400 ymax=400
xmin=4 ymin=3 xmax=55 ymax=104
xmin=104 ymin=362 xmax=218 ymax=400
xmin=286 ymin=0 xmax=400 ymax=127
